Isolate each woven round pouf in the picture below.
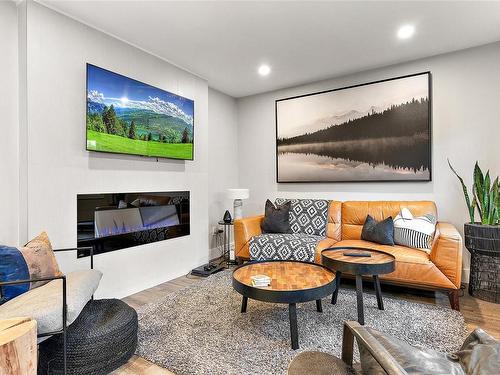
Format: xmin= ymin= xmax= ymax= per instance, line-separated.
xmin=38 ymin=299 xmax=138 ymax=375
xmin=288 ymin=351 xmax=356 ymax=375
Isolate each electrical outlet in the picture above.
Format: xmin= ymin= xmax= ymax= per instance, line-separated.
xmin=212 ymin=226 xmax=223 ymax=235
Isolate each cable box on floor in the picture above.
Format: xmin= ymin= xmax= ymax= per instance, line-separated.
xmin=191 ymin=263 xmax=225 ymax=277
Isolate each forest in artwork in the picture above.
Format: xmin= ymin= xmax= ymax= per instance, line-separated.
xmin=276 ymin=73 xmax=431 ymax=182
xmin=86 ymin=64 xmax=194 ymax=160
xmin=278 ymin=99 xmax=430 ymax=172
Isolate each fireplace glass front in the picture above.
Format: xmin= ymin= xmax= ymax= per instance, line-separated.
xmin=77 ymin=191 xmax=189 ymax=257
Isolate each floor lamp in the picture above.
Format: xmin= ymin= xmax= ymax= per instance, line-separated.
xmin=227 ymin=188 xmax=249 ymax=220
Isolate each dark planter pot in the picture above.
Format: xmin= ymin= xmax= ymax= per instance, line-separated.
xmin=464 ymin=223 xmax=500 ymax=303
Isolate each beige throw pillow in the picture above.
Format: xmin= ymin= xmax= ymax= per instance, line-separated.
xmin=22 ymin=232 xmax=62 ymax=289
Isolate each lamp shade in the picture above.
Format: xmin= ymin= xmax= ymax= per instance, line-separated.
xmin=227 ymin=188 xmax=249 ymax=200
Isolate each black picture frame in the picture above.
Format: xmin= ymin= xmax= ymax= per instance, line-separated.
xmin=275 ymin=72 xmax=432 ymax=183
xmin=85 ymin=63 xmax=195 ymax=161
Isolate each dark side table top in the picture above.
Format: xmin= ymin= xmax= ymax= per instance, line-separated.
xmin=321 ymin=247 xmax=395 ymax=276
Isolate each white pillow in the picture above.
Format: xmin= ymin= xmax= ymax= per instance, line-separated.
xmin=393 ymin=208 xmax=436 ymax=253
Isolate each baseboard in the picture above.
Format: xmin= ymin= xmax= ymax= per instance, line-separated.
xmin=209 ymin=242 xmax=235 ymax=261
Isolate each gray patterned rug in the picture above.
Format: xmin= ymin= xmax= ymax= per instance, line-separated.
xmin=136 ymin=271 xmax=467 ymax=375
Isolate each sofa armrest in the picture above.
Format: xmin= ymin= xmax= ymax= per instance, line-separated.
xmin=54 ymin=246 xmax=94 ymax=269
xmin=342 ymin=321 xmax=407 ymax=375
xmin=430 ymin=222 xmax=463 ymax=288
xmin=0 ymin=275 xmax=67 ymax=339
xmin=234 ymin=215 xmax=264 ymax=260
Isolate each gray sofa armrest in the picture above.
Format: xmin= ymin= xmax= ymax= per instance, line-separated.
xmin=0 ymin=270 xmax=102 ymax=338
xmin=0 ymin=274 xmax=68 ymax=344
xmin=342 ymin=321 xmax=408 ymax=375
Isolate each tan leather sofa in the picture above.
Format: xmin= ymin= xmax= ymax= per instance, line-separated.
xmin=234 ymin=200 xmax=462 ymax=310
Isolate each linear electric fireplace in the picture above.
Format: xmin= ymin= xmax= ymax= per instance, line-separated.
xmin=77 ymin=191 xmax=189 ymax=257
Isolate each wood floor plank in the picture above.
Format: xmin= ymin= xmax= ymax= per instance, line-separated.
xmin=114 ymin=272 xmax=499 ymax=374
xmin=110 ymin=355 xmax=175 ymax=375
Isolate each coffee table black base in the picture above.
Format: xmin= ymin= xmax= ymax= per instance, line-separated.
xmin=289 ymin=303 xmax=298 ymax=350
xmin=241 ymin=296 xmax=248 ymax=313
xmin=331 ymin=271 xmax=342 ymax=305
xmin=331 ymin=273 xmax=385 ymax=325
xmin=316 ymin=299 xmax=323 ymax=313
xmin=240 ymin=297 xmax=324 ymax=349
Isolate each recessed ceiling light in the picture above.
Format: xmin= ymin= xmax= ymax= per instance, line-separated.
xmin=397 ymin=24 xmax=415 ymax=40
xmin=258 ymin=64 xmax=271 ymax=76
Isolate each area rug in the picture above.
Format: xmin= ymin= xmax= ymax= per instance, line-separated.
xmin=136 ymin=271 xmax=467 ymax=375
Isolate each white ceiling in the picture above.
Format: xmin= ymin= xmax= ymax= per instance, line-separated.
xmin=38 ymin=1 xmax=500 ymax=98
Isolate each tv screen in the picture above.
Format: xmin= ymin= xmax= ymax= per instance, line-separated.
xmin=86 ymin=64 xmax=194 ymax=160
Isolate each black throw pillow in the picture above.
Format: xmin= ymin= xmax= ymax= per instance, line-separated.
xmin=261 ymin=199 xmax=292 ymax=234
xmin=361 ymin=215 xmax=395 ymax=246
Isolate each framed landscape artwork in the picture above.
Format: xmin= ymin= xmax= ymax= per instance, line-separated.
xmin=276 ymin=72 xmax=432 ymax=182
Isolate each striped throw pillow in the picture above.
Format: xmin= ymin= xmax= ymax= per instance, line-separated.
xmin=393 ymin=208 xmax=436 ymax=253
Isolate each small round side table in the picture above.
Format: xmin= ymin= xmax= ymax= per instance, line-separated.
xmin=218 ymin=220 xmax=237 ymax=265
xmin=322 ymin=247 xmax=395 ymax=325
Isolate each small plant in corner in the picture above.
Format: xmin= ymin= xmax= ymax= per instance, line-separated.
xmin=448 ymin=159 xmax=499 ymax=225
xmin=448 ymin=159 xmax=500 ymax=302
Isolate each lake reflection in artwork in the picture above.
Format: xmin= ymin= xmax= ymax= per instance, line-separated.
xmin=276 ymin=73 xmax=431 ymax=182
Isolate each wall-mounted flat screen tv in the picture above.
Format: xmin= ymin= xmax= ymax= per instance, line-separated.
xmin=86 ymin=64 xmax=194 ymax=160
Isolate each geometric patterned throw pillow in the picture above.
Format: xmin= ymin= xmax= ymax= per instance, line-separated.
xmin=274 ymin=198 xmax=329 ymax=236
xmin=249 ymin=233 xmax=322 ymax=262
xmin=0 ymin=232 xmax=62 ymax=303
xmin=393 ymin=208 xmax=436 ymax=253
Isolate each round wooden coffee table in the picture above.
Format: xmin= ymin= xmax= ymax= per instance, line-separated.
xmin=232 ymin=260 xmax=336 ymax=349
xmin=321 ymin=247 xmax=395 ymax=325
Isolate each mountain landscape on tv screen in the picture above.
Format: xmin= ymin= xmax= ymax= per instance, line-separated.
xmin=86 ymin=64 xmax=194 ymax=160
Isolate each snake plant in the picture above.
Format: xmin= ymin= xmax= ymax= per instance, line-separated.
xmin=448 ymin=159 xmax=500 ymax=225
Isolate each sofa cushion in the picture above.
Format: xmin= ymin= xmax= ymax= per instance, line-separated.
xmin=0 ymin=246 xmax=30 ymax=302
xmin=261 ymin=199 xmax=292 ymax=234
xmin=0 ymin=232 xmax=62 ymax=303
xmin=315 ymin=237 xmax=338 ymax=263
xmin=0 ymin=269 xmax=102 ymax=339
xmin=250 ymin=233 xmax=324 ymax=262
xmin=394 ymin=208 xmax=436 ymax=253
xmin=326 ymin=201 xmax=342 ymax=241
xmin=341 ymin=201 xmax=437 ymax=240
xmin=275 ymin=198 xmax=329 ymax=236
xmin=361 ymin=215 xmax=395 ymax=246
xmin=332 ymin=239 xmax=431 ymax=265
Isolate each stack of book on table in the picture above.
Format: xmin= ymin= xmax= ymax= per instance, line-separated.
xmin=250 ymin=274 xmax=271 ymax=287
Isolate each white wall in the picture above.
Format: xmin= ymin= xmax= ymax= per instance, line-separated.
xmin=207 ymin=88 xmax=238 ymax=257
xmin=237 ymin=42 xmax=500 ymax=280
xmin=24 ymin=2 xmax=209 ymax=298
xmin=0 ymin=2 xmax=19 ymax=245
xmin=7 ymin=1 xmax=498 ymax=293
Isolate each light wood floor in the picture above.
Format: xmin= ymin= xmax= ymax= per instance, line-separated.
xmin=111 ymin=275 xmax=200 ymax=375
xmin=111 ymin=272 xmax=500 ymax=375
